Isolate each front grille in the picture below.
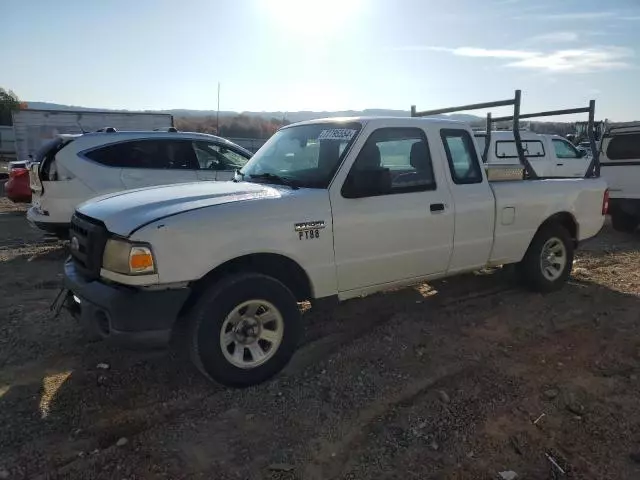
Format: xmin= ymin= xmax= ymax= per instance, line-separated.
xmin=69 ymin=213 xmax=109 ymax=280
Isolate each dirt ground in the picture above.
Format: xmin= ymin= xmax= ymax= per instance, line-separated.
xmin=1 ymin=196 xmax=640 ymax=480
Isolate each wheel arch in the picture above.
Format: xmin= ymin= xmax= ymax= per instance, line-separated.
xmin=539 ymin=211 xmax=578 ymax=246
xmin=180 ymin=253 xmax=313 ymax=318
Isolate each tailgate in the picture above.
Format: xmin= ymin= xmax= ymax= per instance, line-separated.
xmin=600 ymin=124 xmax=640 ymax=198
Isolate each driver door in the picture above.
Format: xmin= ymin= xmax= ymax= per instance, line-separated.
xmin=194 ymin=141 xmax=250 ymax=181
xmin=330 ymin=126 xmax=454 ymax=295
xmin=551 ymin=139 xmax=589 ymax=177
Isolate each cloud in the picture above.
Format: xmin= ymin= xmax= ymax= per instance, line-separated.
xmin=514 ymin=10 xmax=640 ymax=21
xmin=527 ymin=31 xmax=579 ymax=43
xmin=397 ymin=45 xmax=634 ymax=73
xmin=392 ymin=46 xmax=536 ymax=59
xmin=449 ymin=47 xmax=538 ymax=59
xmin=507 ymin=47 xmax=634 ymax=73
xmin=514 ymin=11 xmax=617 ymax=20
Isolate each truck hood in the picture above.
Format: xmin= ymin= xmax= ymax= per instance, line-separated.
xmin=76 ymin=181 xmax=282 ymax=235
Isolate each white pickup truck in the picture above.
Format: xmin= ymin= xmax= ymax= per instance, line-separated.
xmin=476 ymin=130 xmax=591 ymax=178
xmin=599 ymin=122 xmax=640 ymax=232
xmin=61 ymin=116 xmax=608 ymax=386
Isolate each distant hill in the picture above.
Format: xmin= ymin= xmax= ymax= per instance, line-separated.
xmin=26 ymin=101 xmax=482 ymax=123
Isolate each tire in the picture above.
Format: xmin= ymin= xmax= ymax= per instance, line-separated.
xmin=517 ymin=223 xmax=574 ymax=293
xmin=188 ymin=273 xmax=301 ymax=387
xmin=610 ymin=210 xmax=638 ymax=233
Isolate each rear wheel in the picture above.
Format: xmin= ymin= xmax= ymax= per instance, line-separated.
xmin=517 ymin=224 xmax=574 ymax=293
xmin=188 ymin=273 xmax=301 ymax=387
xmin=610 ymin=210 xmax=638 ymax=233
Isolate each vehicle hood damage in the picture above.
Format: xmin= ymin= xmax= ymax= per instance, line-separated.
xmin=76 ymin=181 xmax=282 ymax=235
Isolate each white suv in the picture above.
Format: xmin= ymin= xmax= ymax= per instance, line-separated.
xmin=27 ymin=129 xmax=252 ymax=235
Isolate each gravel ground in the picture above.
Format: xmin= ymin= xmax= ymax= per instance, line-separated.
xmin=0 ymin=196 xmax=639 ymax=479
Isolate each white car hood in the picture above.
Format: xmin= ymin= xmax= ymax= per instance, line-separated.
xmin=76 ymin=181 xmax=282 ymax=235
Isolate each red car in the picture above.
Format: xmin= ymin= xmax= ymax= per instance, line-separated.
xmin=5 ymin=161 xmax=31 ymax=203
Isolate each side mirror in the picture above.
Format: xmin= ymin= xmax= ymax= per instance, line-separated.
xmin=577 ymin=150 xmax=585 ymax=158
xmin=342 ymin=169 xmax=391 ymax=198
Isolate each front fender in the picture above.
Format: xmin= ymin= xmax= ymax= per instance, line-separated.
xmin=129 ymin=190 xmax=339 ymax=298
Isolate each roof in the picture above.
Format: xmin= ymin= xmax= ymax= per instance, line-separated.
xmin=474 ymin=130 xmax=564 ymax=141
xmin=78 ymin=130 xmax=226 ymax=141
xmin=66 ymin=130 xmax=253 ymax=155
xmin=284 ymin=116 xmax=467 ymax=128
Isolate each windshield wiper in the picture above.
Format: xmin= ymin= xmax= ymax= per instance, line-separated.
xmin=248 ymin=172 xmax=300 ymax=190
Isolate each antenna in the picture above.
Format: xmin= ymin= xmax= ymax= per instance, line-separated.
xmin=216 ymin=82 xmax=220 ymax=134
xmin=77 ymin=120 xmax=87 ymax=134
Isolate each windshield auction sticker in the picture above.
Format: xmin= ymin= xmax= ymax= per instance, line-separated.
xmin=318 ymin=129 xmax=357 ymax=141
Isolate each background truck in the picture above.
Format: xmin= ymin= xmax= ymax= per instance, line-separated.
xmin=60 ymin=91 xmax=608 ymax=387
xmin=600 ymin=122 xmax=640 ymax=232
xmin=11 ymin=109 xmax=173 ymax=162
xmin=475 ymin=130 xmax=591 ymax=178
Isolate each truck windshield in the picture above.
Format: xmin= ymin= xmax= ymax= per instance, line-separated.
xmin=238 ymin=122 xmax=361 ymax=188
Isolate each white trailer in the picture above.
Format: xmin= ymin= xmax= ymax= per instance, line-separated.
xmin=11 ymin=109 xmax=173 ymax=161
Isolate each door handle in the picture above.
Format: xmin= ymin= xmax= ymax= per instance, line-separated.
xmin=430 ymin=203 xmax=445 ymax=213
xmin=556 ymin=163 xmax=564 ymax=166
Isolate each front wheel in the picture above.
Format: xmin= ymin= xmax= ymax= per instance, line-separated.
xmin=517 ymin=224 xmax=574 ymax=293
xmin=188 ymin=273 xmax=301 ymax=387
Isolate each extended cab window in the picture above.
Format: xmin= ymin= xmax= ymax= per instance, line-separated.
xmin=345 ymin=127 xmax=435 ymax=196
xmin=606 ymin=133 xmax=640 ymax=160
xmin=552 ymin=139 xmax=580 ymax=159
xmin=85 ymin=140 xmax=199 ymax=170
xmin=441 ymin=129 xmax=483 ymax=184
xmin=194 ymin=142 xmax=249 ymax=170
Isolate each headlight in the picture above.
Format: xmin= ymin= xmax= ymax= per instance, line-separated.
xmin=102 ymin=238 xmax=156 ymax=275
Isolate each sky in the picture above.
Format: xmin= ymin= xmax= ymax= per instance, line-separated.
xmin=2 ymin=0 xmax=640 ymax=120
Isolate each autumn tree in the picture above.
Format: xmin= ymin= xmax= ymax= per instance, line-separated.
xmin=0 ymin=88 xmax=26 ymax=125
xmin=175 ymin=114 xmax=289 ymax=138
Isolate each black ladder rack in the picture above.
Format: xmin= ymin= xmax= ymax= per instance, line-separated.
xmin=411 ymin=90 xmax=600 ymax=179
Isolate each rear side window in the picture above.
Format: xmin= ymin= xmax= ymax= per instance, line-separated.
xmin=606 ymin=133 xmax=640 ymax=160
xmin=440 ymin=129 xmax=483 ymax=184
xmin=84 ymin=140 xmax=199 ymax=170
xmin=495 ymin=140 xmax=545 ymax=158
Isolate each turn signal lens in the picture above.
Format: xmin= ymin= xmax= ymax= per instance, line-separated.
xmin=129 ymin=247 xmax=155 ymax=274
xmin=103 ymin=239 xmax=156 ymax=275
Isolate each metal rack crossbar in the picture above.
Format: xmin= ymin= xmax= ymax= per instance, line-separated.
xmin=492 ymin=100 xmax=599 ymax=178
xmin=411 ymin=90 xmax=600 ymax=179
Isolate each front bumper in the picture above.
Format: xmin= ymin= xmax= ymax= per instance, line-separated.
xmin=27 ymin=206 xmax=70 ymax=235
xmin=63 ymin=259 xmax=191 ymax=348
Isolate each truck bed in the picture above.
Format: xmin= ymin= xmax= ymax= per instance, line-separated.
xmin=488 ymin=177 xmax=607 ymax=265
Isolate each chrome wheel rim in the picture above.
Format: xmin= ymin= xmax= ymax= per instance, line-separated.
xmin=220 ymin=300 xmax=284 ymax=369
xmin=540 ymin=237 xmax=567 ymax=281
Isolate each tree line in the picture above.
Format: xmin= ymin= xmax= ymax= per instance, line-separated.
xmin=174 ymin=115 xmax=289 ymax=139
xmin=0 ymin=88 xmax=27 ymax=125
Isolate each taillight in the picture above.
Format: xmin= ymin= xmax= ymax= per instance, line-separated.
xmin=9 ymin=168 xmax=29 ymax=179
xmin=602 ymin=189 xmax=609 ymax=215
